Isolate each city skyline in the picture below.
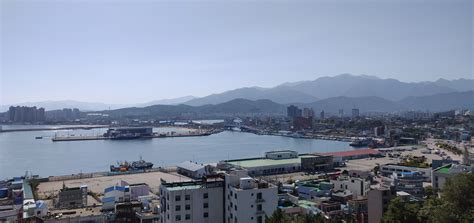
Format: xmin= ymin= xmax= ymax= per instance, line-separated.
xmin=2 ymin=0 xmax=473 ymax=105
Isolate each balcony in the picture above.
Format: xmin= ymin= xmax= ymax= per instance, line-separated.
xmin=256 ymin=198 xmax=265 ymax=203
xmin=256 ymin=210 xmax=265 ymax=215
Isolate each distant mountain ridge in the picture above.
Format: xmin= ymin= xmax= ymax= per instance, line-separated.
xmin=3 ymin=74 xmax=473 ymax=112
xmin=183 ymin=74 xmax=474 ymax=106
xmin=98 ymin=91 xmax=474 ymax=118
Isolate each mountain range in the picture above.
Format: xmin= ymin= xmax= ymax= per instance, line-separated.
xmin=2 ymin=74 xmax=473 ymax=113
xmin=184 ymin=74 xmax=474 ymax=106
xmin=99 ymin=91 xmax=474 ymax=118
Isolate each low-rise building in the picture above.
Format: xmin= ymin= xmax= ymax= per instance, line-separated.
xmin=57 ymin=184 xmax=87 ymax=209
xmin=380 ymin=164 xmax=431 ymax=181
xmin=224 ymin=150 xmax=333 ymax=176
xmin=296 ymin=181 xmax=333 ymax=200
xmin=176 ymin=161 xmax=214 ymax=179
xmin=331 ymin=176 xmax=370 ymax=199
xmin=102 ymin=186 xmax=131 ymax=210
xmin=432 ymin=164 xmax=474 ymax=190
xmin=382 ymin=172 xmax=424 ymax=198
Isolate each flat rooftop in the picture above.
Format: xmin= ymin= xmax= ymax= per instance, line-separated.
xmin=227 ymin=155 xmax=317 ymax=168
xmin=318 ymin=149 xmax=381 ymax=157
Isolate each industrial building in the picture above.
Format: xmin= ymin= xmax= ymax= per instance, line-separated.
xmin=224 ymin=150 xmax=333 ymax=176
xmin=176 ymin=161 xmax=214 ymax=179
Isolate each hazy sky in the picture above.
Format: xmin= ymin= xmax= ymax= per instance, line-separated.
xmin=1 ymin=0 xmax=473 ymax=104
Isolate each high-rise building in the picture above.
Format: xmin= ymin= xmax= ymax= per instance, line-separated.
xmin=352 ymin=108 xmax=360 ymax=118
xmin=302 ymin=108 xmax=314 ymax=118
xmin=7 ymin=106 xmax=45 ymax=123
xmin=339 ymin=109 xmax=344 ymax=118
xmin=287 ymin=105 xmax=302 ymax=118
xmin=320 ymin=110 xmax=325 ymax=120
xmin=224 ymin=170 xmax=278 ymax=223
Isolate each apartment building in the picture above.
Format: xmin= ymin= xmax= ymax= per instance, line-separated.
xmin=159 ymin=178 xmax=224 ymax=223
xmin=224 ymin=170 xmax=278 ymax=223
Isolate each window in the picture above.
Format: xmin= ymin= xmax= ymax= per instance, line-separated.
xmin=175 ymin=195 xmax=181 ymax=201
xmin=185 ymin=214 xmax=191 ymax=220
xmin=257 ymin=192 xmax=262 ymax=199
xmin=257 ymin=216 xmax=263 ymax=223
xmin=234 ymin=193 xmax=237 ymax=199
xmin=251 ymin=205 xmax=254 ymax=208
xmin=185 ymin=204 xmax=190 ymax=210
xmin=175 ymin=205 xmax=181 ymax=211
xmin=203 ymin=203 xmax=208 ymax=208
xmin=257 ymin=204 xmax=262 ymax=211
xmin=175 ymin=215 xmax=181 ymax=221
xmin=204 ymin=212 xmax=209 ymax=218
xmin=251 ymin=193 xmax=254 ymax=196
xmin=203 ymin=193 xmax=208 ymax=199
xmin=185 ymin=194 xmax=190 ymax=200
xmin=234 ymin=205 xmax=237 ymax=211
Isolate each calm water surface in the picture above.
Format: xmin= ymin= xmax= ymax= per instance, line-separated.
xmin=0 ymin=125 xmax=353 ymax=178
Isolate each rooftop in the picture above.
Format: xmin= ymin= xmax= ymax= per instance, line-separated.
xmin=226 ymin=155 xmax=317 ymax=168
xmin=177 ymin=161 xmax=206 ymax=171
xmin=435 ymin=164 xmax=474 ymax=174
xmin=317 ymin=149 xmax=381 ymax=157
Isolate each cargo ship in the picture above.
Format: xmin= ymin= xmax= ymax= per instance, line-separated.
xmin=110 ymin=157 xmax=153 ymax=172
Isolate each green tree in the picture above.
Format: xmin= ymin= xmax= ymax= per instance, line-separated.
xmin=382 ymin=197 xmax=421 ymax=223
xmin=266 ymin=208 xmax=291 ymax=223
xmin=441 ymin=173 xmax=474 ymax=222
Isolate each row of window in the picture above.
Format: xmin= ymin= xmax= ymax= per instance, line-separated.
xmin=172 ymin=202 xmax=208 ymax=211
xmin=174 ymin=192 xmax=209 ymax=201
xmin=167 ymin=212 xmax=209 ymax=221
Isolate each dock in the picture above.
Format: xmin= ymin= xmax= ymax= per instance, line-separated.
xmin=51 ymin=129 xmax=221 ymax=142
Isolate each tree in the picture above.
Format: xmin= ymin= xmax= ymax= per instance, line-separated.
xmin=266 ymin=208 xmax=290 ymax=223
xmin=441 ymin=173 xmax=474 ymax=222
xmin=382 ymin=197 xmax=421 ymax=223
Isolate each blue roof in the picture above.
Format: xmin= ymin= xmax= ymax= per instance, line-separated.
xmin=102 ymin=197 xmax=115 ymax=203
xmin=104 ymin=185 xmax=127 ymax=193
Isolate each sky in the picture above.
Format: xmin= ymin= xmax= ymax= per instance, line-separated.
xmin=1 ymin=0 xmax=473 ymax=105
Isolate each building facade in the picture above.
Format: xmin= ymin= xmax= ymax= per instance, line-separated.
xmin=224 ymin=170 xmax=278 ymax=223
xmin=160 ymin=178 xmax=224 ymax=223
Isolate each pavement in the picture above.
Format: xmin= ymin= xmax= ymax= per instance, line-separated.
xmin=37 ymin=171 xmax=192 ymax=199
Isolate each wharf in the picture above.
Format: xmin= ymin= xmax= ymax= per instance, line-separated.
xmin=51 ymin=129 xmax=221 ymax=142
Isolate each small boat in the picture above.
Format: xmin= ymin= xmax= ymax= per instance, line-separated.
xmin=35 ymin=136 xmax=43 ymax=139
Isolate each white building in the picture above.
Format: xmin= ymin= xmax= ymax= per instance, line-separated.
xmin=176 ymin=161 xmax=213 ymax=179
xmin=159 ymin=178 xmax=224 ymax=223
xmin=331 ymin=176 xmax=370 ymax=198
xmin=225 ymin=170 xmax=278 ymax=223
xmin=380 ymin=164 xmax=431 ymax=181
xmin=102 ymin=186 xmax=131 ymax=210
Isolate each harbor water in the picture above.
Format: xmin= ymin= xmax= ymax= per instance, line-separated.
xmin=0 ymin=125 xmax=354 ymax=178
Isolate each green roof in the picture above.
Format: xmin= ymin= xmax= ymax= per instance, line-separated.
xmin=227 ymin=155 xmax=316 ymax=168
xmin=437 ymin=166 xmax=451 ymax=174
